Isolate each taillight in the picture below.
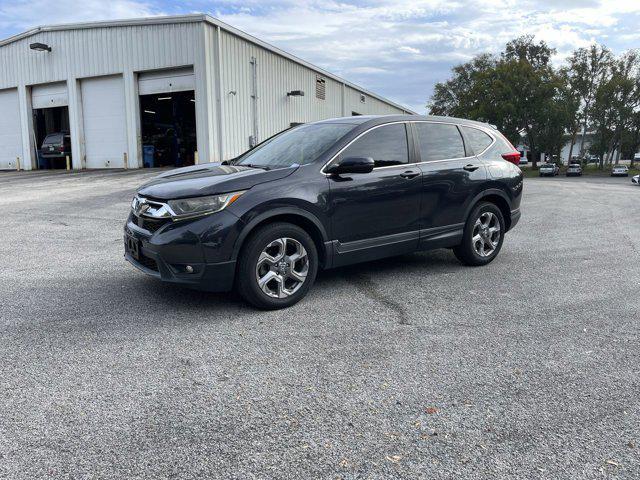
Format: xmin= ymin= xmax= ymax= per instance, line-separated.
xmin=501 ymin=151 xmax=521 ymax=165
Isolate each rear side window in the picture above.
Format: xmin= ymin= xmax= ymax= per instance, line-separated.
xmin=461 ymin=126 xmax=493 ymax=154
xmin=415 ymin=123 xmax=465 ymax=161
xmin=342 ymin=123 xmax=408 ymax=168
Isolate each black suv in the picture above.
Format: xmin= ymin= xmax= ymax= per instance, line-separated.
xmin=125 ymin=115 xmax=523 ymax=309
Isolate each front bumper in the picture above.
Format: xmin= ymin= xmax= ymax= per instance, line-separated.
xmin=509 ymin=208 xmax=521 ymax=231
xmin=123 ymin=209 xmax=244 ymax=292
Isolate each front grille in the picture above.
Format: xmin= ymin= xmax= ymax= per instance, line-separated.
xmin=129 ymin=212 xmax=169 ymax=233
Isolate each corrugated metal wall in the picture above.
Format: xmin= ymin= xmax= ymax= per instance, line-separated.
xmin=0 ymin=23 xmax=200 ymax=89
xmin=214 ymin=27 xmax=406 ymax=159
xmin=344 ymin=85 xmax=402 ymax=116
xmin=0 ymin=18 xmax=408 ymax=168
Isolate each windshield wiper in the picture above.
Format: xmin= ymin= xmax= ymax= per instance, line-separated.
xmin=240 ymin=163 xmax=271 ymax=171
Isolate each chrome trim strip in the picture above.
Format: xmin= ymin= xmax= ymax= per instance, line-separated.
xmin=320 ymin=121 xmax=409 ymax=175
xmin=321 ymin=120 xmax=497 ymax=176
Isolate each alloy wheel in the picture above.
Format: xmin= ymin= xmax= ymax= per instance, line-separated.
xmin=255 ymin=237 xmax=309 ymax=298
xmin=472 ymin=212 xmax=501 ymax=257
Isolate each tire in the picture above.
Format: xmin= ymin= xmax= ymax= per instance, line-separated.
xmin=453 ymin=202 xmax=505 ymax=267
xmin=236 ymin=222 xmax=318 ymax=309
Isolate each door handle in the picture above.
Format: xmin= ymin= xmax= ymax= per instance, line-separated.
xmin=399 ymin=170 xmax=420 ymax=179
xmin=463 ymin=164 xmax=480 ymax=172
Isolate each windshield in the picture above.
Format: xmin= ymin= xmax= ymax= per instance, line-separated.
xmin=235 ymin=123 xmax=354 ymax=169
xmin=43 ymin=134 xmax=63 ymax=145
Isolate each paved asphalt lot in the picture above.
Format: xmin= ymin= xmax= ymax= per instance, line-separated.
xmin=1 ymin=170 xmax=639 ymax=479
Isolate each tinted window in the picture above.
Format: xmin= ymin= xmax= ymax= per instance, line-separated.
xmin=235 ymin=123 xmax=353 ymax=168
xmin=43 ymin=134 xmax=63 ymax=145
xmin=341 ymin=123 xmax=408 ymax=168
xmin=415 ymin=123 xmax=465 ymax=161
xmin=462 ymin=126 xmax=493 ymax=154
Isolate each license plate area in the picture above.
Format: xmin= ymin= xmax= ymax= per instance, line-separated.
xmin=124 ymin=233 xmax=140 ymax=260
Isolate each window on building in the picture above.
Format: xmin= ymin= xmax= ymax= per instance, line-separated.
xmin=461 ymin=126 xmax=493 ymax=154
xmin=341 ymin=123 xmax=408 ymax=168
xmin=415 ymin=122 xmax=466 ymax=161
xmin=315 ymin=76 xmax=326 ymax=100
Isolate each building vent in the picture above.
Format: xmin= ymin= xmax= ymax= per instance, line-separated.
xmin=315 ymin=76 xmax=326 ymax=100
xmin=360 ymin=94 xmax=366 ymax=103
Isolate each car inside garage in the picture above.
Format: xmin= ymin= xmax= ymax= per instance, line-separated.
xmin=138 ymin=68 xmax=197 ymax=168
xmin=32 ymin=82 xmax=71 ymax=170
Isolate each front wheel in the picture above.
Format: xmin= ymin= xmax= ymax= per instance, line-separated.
xmin=453 ymin=202 xmax=505 ymax=266
xmin=236 ymin=222 xmax=318 ymax=309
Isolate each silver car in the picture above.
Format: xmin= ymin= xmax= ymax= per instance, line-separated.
xmin=565 ymin=163 xmax=582 ymax=177
xmin=611 ymin=165 xmax=629 ymax=177
xmin=539 ymin=163 xmax=559 ymax=177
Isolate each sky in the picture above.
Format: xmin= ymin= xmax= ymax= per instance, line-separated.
xmin=1 ymin=0 xmax=639 ymax=113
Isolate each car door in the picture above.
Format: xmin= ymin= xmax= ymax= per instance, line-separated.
xmin=327 ymin=122 xmax=421 ymax=266
xmin=412 ymin=121 xmax=487 ymax=248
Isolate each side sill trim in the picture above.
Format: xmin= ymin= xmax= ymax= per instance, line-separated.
xmin=419 ymin=223 xmax=464 ymax=242
xmin=335 ymin=230 xmax=419 ymax=254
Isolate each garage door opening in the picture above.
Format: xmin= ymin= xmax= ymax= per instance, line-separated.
xmin=140 ymin=91 xmax=196 ymax=168
xmin=33 ymin=106 xmax=71 ymax=169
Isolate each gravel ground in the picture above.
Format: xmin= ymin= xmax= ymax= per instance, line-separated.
xmin=1 ymin=170 xmax=639 ymax=479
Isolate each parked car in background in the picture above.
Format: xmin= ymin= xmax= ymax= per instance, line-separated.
xmin=40 ymin=132 xmax=71 ymax=159
xmin=124 ymin=115 xmax=523 ymax=309
xmin=565 ymin=163 xmax=582 ymax=176
xmin=632 ymin=174 xmax=639 ymax=185
xmin=611 ymin=165 xmax=629 ymax=177
xmin=539 ymin=163 xmax=560 ymax=176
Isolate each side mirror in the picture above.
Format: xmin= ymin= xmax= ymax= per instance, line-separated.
xmin=326 ymin=156 xmax=374 ymax=175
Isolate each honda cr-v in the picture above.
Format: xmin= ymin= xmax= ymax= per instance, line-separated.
xmin=124 ymin=115 xmax=523 ymax=309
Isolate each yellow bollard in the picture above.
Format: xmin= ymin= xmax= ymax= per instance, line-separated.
xmin=124 ymin=152 xmax=128 ymax=169
xmin=194 ymin=151 xmax=199 ymax=165
xmin=66 ymin=155 xmax=71 ymax=171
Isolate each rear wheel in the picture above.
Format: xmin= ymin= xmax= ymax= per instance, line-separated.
xmin=453 ymin=202 xmax=505 ymax=266
xmin=236 ymin=222 xmax=318 ymax=309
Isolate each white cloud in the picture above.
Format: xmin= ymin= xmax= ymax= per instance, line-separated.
xmin=398 ymin=46 xmax=421 ymax=55
xmin=0 ymin=0 xmax=161 ymax=32
xmin=1 ymin=0 xmax=640 ymax=112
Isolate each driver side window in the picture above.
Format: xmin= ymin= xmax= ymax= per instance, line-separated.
xmin=341 ymin=123 xmax=409 ymax=168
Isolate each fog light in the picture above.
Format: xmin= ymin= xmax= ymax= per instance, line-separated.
xmin=185 ymin=265 xmax=194 ymax=273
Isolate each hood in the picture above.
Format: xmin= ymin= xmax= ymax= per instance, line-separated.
xmin=138 ymin=163 xmax=297 ymax=200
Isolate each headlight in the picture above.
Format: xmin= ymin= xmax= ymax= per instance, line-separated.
xmin=167 ymin=191 xmax=245 ymax=219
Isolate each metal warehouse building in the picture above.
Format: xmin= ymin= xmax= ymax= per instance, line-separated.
xmin=0 ymin=14 xmax=412 ymax=171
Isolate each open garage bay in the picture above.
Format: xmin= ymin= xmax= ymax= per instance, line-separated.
xmin=0 ymin=171 xmax=639 ymax=479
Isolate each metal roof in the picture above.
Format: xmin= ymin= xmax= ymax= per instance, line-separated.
xmin=0 ymin=14 xmax=415 ymax=114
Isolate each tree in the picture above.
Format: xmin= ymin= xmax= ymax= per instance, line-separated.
xmin=428 ymin=54 xmax=496 ymax=117
xmin=429 ymin=35 xmax=575 ymax=168
xmin=563 ymin=45 xmax=613 ymax=162
xmin=589 ymin=51 xmax=640 ymax=167
xmin=620 ymin=112 xmax=640 ymax=167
